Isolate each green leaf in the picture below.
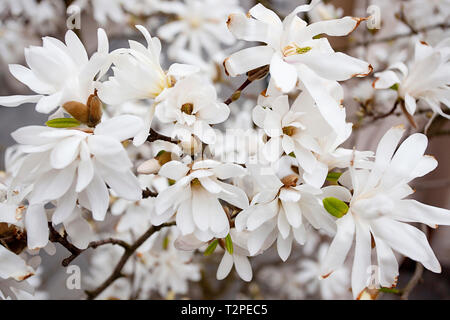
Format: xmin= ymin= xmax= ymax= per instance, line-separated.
xmin=225 ymin=234 xmax=233 ymax=255
xmin=204 ymin=239 xmax=219 ymax=256
xmin=323 ymin=197 xmax=349 ymax=218
xmin=156 ymin=150 xmax=166 ymax=157
xmin=46 ymin=118 xmax=81 ymax=128
xmin=288 ymin=151 xmax=296 ymax=158
xmin=326 ymin=171 xmax=342 ymax=182
xmin=162 ymin=236 xmax=170 ymax=250
xmin=379 ymin=287 xmax=401 ymax=295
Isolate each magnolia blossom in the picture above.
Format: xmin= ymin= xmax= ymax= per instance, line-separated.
xmin=155 ymin=159 xmax=249 ymax=241
xmin=73 ymin=0 xmax=127 ymax=26
xmin=98 ymin=25 xmax=198 ymax=145
xmin=373 ymin=39 xmax=450 ymax=119
xmin=253 ymin=87 xmax=352 ymax=187
xmin=235 ymin=161 xmax=336 ymax=261
xmin=10 ymin=115 xmax=144 ymax=249
xmin=136 ymin=227 xmax=201 ymax=296
xmin=308 ymin=3 xmax=343 ymax=23
xmin=224 ymin=2 xmax=371 ymax=133
xmin=158 ymin=0 xmax=242 ymax=59
xmin=0 ymin=28 xmax=109 ymax=114
xmin=320 ymin=126 xmax=450 ymax=299
xmin=155 ymin=74 xmax=230 ymax=144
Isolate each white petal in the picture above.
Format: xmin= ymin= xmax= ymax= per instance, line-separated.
xmin=224 ymin=46 xmax=273 ymax=77
xmin=26 ymin=204 xmax=49 ymax=249
xmin=216 ymin=252 xmax=234 ymax=280
xmin=94 ymin=115 xmax=144 ymax=141
xmin=277 ymin=231 xmax=293 ymax=261
xmin=159 ymin=161 xmax=190 ymax=181
xmin=270 ymin=53 xmax=298 ymax=92
xmin=320 ymin=213 xmax=355 ymax=277
xmin=84 ymin=172 xmax=109 ymax=221
xmin=233 ymin=254 xmax=253 ymax=282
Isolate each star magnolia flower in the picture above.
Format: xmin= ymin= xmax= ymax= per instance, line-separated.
xmin=74 ymin=0 xmax=127 ymax=26
xmin=155 ymin=159 xmax=249 ymax=241
xmin=224 ymin=2 xmax=371 ymax=133
xmin=308 ymin=3 xmax=343 ymax=23
xmin=98 ymin=25 xmax=199 ymax=145
xmin=373 ymin=39 xmax=450 ymax=119
xmin=155 ymin=74 xmax=230 ymax=144
xmin=235 ymin=167 xmax=336 ymax=261
xmin=253 ymin=88 xmax=352 ymax=187
xmin=0 ymin=28 xmax=109 ymax=114
xmin=158 ymin=0 xmax=242 ymax=59
xmin=10 ymin=115 xmax=144 ymax=249
xmin=137 ymin=227 xmax=201 ymax=296
xmin=320 ymin=126 xmax=450 ymax=299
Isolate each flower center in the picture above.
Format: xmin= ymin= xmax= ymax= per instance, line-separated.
xmin=282 ymin=44 xmax=312 ymax=57
xmin=282 ymin=126 xmax=296 ymax=136
xmin=181 ymin=103 xmax=194 ymax=115
xmin=281 ymin=174 xmax=298 ymax=187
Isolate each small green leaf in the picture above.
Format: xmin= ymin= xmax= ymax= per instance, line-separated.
xmin=379 ymin=287 xmax=401 ymax=295
xmin=313 ymin=34 xmax=323 ymax=39
xmin=326 ymin=171 xmax=342 ymax=182
xmin=156 ymin=150 xmax=166 ymax=157
xmin=162 ymin=236 xmax=170 ymax=250
xmin=204 ymin=239 xmax=219 ymax=256
xmin=46 ymin=118 xmax=81 ymax=128
xmin=288 ymin=151 xmax=296 ymax=158
xmin=168 ymin=178 xmax=176 ymax=186
xmin=225 ymin=234 xmax=233 ymax=255
xmin=389 ymin=83 xmax=399 ymax=91
xmin=323 ymin=197 xmax=349 ymax=218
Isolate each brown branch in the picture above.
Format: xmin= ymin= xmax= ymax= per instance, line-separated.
xmin=344 ymin=23 xmax=450 ymax=50
xmin=224 ymin=65 xmax=269 ymax=105
xmin=49 ymin=223 xmax=131 ymax=267
xmin=85 ymin=222 xmax=175 ymax=300
xmin=372 ymin=99 xmax=400 ymax=121
xmin=146 ymin=128 xmax=173 ymax=143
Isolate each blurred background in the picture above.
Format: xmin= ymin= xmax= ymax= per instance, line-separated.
xmin=0 ymin=0 xmax=449 ymax=299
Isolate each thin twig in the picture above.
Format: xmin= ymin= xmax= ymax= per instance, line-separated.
xmin=85 ymin=222 xmax=175 ymax=300
xmin=400 ymin=224 xmax=428 ymax=300
xmin=224 ymin=78 xmax=253 ymax=105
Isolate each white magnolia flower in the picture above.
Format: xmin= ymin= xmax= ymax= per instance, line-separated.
xmin=320 ymin=126 xmax=450 ymax=299
xmin=253 ymin=89 xmax=352 ymax=187
xmin=155 ymin=74 xmax=230 ymax=144
xmin=224 ymin=2 xmax=371 ymax=132
xmin=235 ymin=164 xmax=336 ymax=261
xmin=137 ymin=227 xmax=201 ymax=296
xmin=73 ymin=0 xmax=127 ymax=26
xmin=98 ymin=25 xmax=199 ymax=145
xmin=0 ymin=28 xmax=109 ymax=114
xmin=155 ymin=159 xmax=249 ymax=241
xmin=158 ymin=0 xmax=242 ymax=59
xmin=295 ymin=243 xmax=350 ymax=300
xmin=10 ymin=115 xmax=144 ymax=249
xmin=373 ymin=39 xmax=450 ymax=120
xmin=0 ymin=20 xmax=30 ymax=64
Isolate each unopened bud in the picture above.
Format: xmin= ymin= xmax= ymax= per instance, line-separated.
xmin=281 ymin=174 xmax=299 ymax=187
xmin=63 ymin=101 xmax=89 ymax=124
xmin=87 ymin=93 xmax=103 ymax=127
xmin=137 ymin=159 xmax=161 ymax=175
xmin=247 ymin=65 xmax=270 ymax=82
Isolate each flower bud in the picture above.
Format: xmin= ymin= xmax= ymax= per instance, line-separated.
xmin=137 ymin=159 xmax=161 ymax=175
xmin=87 ymin=93 xmax=103 ymax=127
xmin=63 ymin=101 xmax=89 ymax=124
